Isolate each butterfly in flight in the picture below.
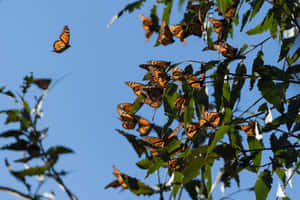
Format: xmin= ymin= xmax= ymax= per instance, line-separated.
xmin=53 ymin=26 xmax=70 ymax=53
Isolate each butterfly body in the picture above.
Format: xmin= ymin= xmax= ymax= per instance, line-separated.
xmin=53 ymin=26 xmax=70 ymax=53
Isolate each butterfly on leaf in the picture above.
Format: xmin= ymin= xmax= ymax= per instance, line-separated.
xmin=139 ymin=65 xmax=170 ymax=88
xmin=208 ymin=17 xmax=229 ymax=40
xmin=125 ymin=82 xmax=164 ymax=108
xmin=53 ymin=26 xmax=70 ymax=53
xmin=117 ymin=103 xmax=152 ymax=136
xmin=239 ymin=121 xmax=255 ymax=136
xmin=105 ymin=165 xmax=128 ymax=190
xmin=147 ymin=60 xmax=171 ymax=70
xmin=185 ymin=123 xmax=201 ymax=138
xmin=158 ymin=21 xmax=174 ymax=46
xmin=139 ymin=14 xmax=159 ymax=42
xmin=33 ymin=79 xmax=51 ymax=90
xmin=203 ymin=41 xmax=237 ymax=59
xmin=174 ymin=96 xmax=187 ymax=115
xmin=200 ymin=111 xmax=221 ymax=127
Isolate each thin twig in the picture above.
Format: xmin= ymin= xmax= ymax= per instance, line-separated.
xmin=238 ymin=97 xmax=264 ymax=118
xmin=0 ymin=186 xmax=32 ymax=200
xmin=242 ymin=36 xmax=273 ymax=56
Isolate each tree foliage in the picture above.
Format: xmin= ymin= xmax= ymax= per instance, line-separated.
xmin=0 ymin=74 xmax=76 ymax=200
xmin=106 ymin=0 xmax=300 ymax=199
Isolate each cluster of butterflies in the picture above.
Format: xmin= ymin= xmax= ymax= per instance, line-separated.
xmin=139 ymin=1 xmax=242 ymax=59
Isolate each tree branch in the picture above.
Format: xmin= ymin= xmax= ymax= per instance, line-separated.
xmin=0 ymin=186 xmax=32 ymax=200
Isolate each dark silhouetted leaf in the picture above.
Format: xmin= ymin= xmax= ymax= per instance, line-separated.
xmin=230 ymin=62 xmax=246 ymax=109
xmin=0 ymin=130 xmax=24 ymax=138
xmin=123 ymin=175 xmax=154 ymax=195
xmin=116 ymin=129 xmax=146 ymax=157
xmin=258 ymin=79 xmax=284 ymax=113
xmin=247 ymin=136 xmax=262 ymax=172
xmin=47 ymin=146 xmax=74 ymax=156
xmin=254 ymin=170 xmax=273 ymax=200
xmin=1 ymin=140 xmax=29 ymax=151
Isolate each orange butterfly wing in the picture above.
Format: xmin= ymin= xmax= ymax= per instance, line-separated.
xmin=137 ymin=117 xmax=152 ymax=136
xmin=240 ymin=121 xmax=255 ymax=136
xmin=158 ymin=21 xmax=174 ymax=46
xmin=53 ymin=25 xmax=70 ymax=53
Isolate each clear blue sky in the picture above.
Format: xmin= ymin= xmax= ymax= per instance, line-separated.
xmin=0 ymin=0 xmax=299 ymax=200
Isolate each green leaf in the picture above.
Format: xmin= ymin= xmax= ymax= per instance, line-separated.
xmin=287 ymin=47 xmax=300 ymax=65
xmin=183 ymin=156 xmax=205 ymax=184
xmin=0 ymin=87 xmax=15 ymax=98
xmin=254 ymin=170 xmax=273 ymax=200
xmin=247 ymin=137 xmax=262 ymax=172
xmin=216 ymin=0 xmax=227 ymax=15
xmin=286 ymin=96 xmax=300 ymax=130
xmin=184 ymin=180 xmax=201 ymax=200
xmin=239 ymin=44 xmax=249 ymax=54
xmin=258 ymin=79 xmax=284 ymax=113
xmin=109 ymin=0 xmax=146 ymax=26
xmin=0 ymin=130 xmax=24 ymax=138
xmin=286 ymin=64 xmax=300 ymax=74
xmin=207 ymin=124 xmax=231 ymax=156
xmin=146 ymin=157 xmax=164 ymax=177
xmin=249 ymin=0 xmax=264 ymax=21
xmin=1 ymin=140 xmax=29 ymax=151
xmin=136 ymin=157 xmax=152 ymax=170
xmin=173 ymin=171 xmax=183 ymax=199
xmin=213 ymin=61 xmax=229 ymax=111
xmin=165 ymin=139 xmax=181 ymax=154
xmin=241 ymin=10 xmax=251 ymax=31
xmin=14 ymin=165 xmax=50 ymax=178
xmin=278 ymin=38 xmax=296 ymax=62
xmin=0 ymin=109 xmax=22 ymax=124
xmin=116 ymin=129 xmax=146 ymax=157
xmin=230 ymin=62 xmax=246 ymax=108
xmin=162 ymin=0 xmax=173 ymax=24
xmin=47 ymin=146 xmax=74 ymax=156
xmin=184 ymin=97 xmax=194 ymax=126
xmin=123 ymin=176 xmax=154 ymax=195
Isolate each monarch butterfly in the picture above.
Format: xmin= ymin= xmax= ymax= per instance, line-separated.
xmin=203 ymin=41 xmax=237 ymax=59
xmin=188 ymin=22 xmax=203 ymax=38
xmin=125 ymin=82 xmax=143 ymax=96
xmin=143 ymin=135 xmax=184 ymax=156
xmin=200 ymin=111 xmax=221 ymax=127
xmin=167 ymin=123 xmax=184 ymax=139
xmin=117 ymin=103 xmax=133 ymax=113
xmin=53 ymin=26 xmax=70 ymax=53
xmin=185 ymin=123 xmax=201 ymax=138
xmin=186 ymin=74 xmax=203 ymax=90
xmin=170 ymin=24 xmax=190 ymax=44
xmin=139 ymin=65 xmax=169 ymax=88
xmin=166 ymin=158 xmax=185 ymax=171
xmin=174 ymin=96 xmax=186 ymax=115
xmin=171 ymin=67 xmax=185 ymax=81
xmin=139 ymin=14 xmax=160 ymax=42
xmin=208 ymin=17 xmax=228 ymax=40
xmin=147 ymin=60 xmax=171 ymax=70
xmin=105 ymin=165 xmax=128 ymax=190
xmin=33 ymin=79 xmax=51 ymax=90
xmin=136 ymin=117 xmax=152 ymax=136
xmin=158 ymin=21 xmax=174 ymax=46
xmin=240 ymin=121 xmax=255 ymax=136
xmin=142 ymin=136 xmax=165 ymax=148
